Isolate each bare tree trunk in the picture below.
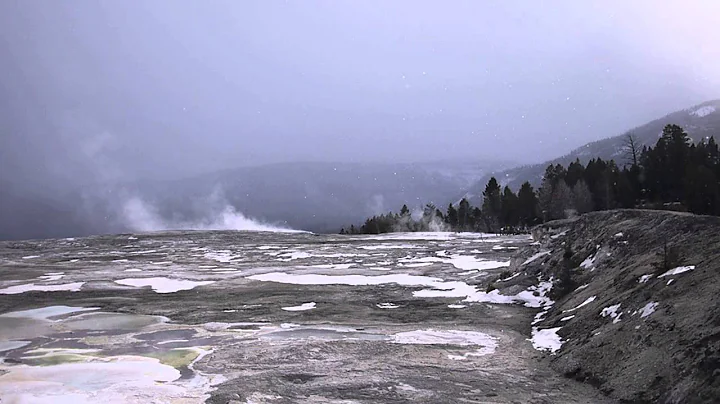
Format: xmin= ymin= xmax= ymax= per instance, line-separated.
xmin=623 ymin=132 xmax=639 ymax=167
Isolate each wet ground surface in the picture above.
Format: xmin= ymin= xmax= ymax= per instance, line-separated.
xmin=0 ymin=231 xmax=614 ymax=403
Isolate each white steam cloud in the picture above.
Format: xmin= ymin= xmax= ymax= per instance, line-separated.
xmin=121 ymin=188 xmax=302 ymax=233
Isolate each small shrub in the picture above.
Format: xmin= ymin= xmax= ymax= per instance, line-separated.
xmin=550 ymin=267 xmax=577 ymax=300
xmin=550 ymin=244 xmax=578 ymax=299
xmin=652 ymin=241 xmax=683 ymax=275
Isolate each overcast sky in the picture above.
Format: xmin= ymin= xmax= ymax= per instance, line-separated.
xmin=2 ymin=1 xmax=720 ymax=186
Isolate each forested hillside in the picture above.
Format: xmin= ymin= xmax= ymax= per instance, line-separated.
xmin=464 ymin=100 xmax=720 ymax=199
xmin=349 ymin=124 xmax=720 ymax=234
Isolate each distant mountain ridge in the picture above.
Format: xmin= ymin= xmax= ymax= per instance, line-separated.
xmin=70 ymin=159 xmax=514 ymax=237
xmin=464 ymin=99 xmax=720 ymax=203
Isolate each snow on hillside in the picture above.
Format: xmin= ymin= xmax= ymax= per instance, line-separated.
xmin=690 ymin=105 xmax=716 ymax=118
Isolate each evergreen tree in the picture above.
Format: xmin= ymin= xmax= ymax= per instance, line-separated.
xmin=565 ymin=159 xmax=585 ymax=188
xmin=615 ymin=168 xmax=636 ymax=208
xmin=500 ymin=186 xmax=519 ymax=227
xmin=457 ymin=198 xmax=471 ymax=230
xmin=549 ymin=180 xmax=573 ymax=220
xmin=538 ymin=165 xmax=556 ymax=222
xmin=662 ymin=124 xmax=692 ymax=202
xmin=571 ymin=180 xmax=594 ymax=214
xmin=684 ymin=164 xmax=720 ymax=215
xmin=584 ymin=158 xmax=608 ymax=210
xmin=446 ymin=203 xmax=458 ymax=227
xmin=517 ymin=181 xmax=539 ymax=226
xmin=482 ymin=177 xmax=502 ymax=231
xmin=471 ymin=207 xmax=483 ymax=231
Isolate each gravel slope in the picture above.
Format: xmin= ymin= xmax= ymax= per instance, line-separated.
xmin=509 ymin=210 xmax=720 ymax=403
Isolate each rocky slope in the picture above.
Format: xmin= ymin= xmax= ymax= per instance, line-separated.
xmin=505 ymin=210 xmax=719 ymax=403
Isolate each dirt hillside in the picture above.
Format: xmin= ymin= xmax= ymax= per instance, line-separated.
xmin=508 ymin=210 xmax=719 ymax=403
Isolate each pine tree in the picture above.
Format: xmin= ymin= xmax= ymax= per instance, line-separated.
xmin=571 ymin=180 xmax=594 ymax=214
xmin=457 ymin=198 xmax=471 ymax=230
xmin=517 ymin=181 xmax=539 ymax=226
xmin=500 ymin=186 xmax=519 ymax=227
xmin=549 ymin=180 xmax=573 ymax=220
xmin=684 ymin=164 xmax=720 ymax=215
xmin=565 ymin=159 xmax=585 ymax=188
xmin=615 ymin=168 xmax=636 ymax=208
xmin=482 ymin=177 xmax=502 ymax=231
xmin=663 ymin=124 xmax=692 ymax=202
xmin=446 ymin=203 xmax=458 ymax=228
xmin=471 ymin=207 xmax=482 ymax=231
xmin=538 ymin=166 xmax=556 ymax=222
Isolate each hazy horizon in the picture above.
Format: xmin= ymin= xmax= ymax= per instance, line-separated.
xmin=2 ymin=1 xmax=720 ymax=239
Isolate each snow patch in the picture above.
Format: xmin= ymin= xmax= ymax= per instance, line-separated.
xmin=392 ymin=330 xmax=497 ymax=351
xmin=522 ymin=251 xmax=551 ymax=266
xmin=690 ymin=105 xmax=716 ymax=117
xmin=529 ymin=327 xmax=563 ymax=353
xmin=639 ymin=302 xmax=658 ymax=318
xmin=37 ymin=272 xmax=65 ymax=282
xmin=0 ymin=282 xmax=85 ymax=294
xmin=658 ymin=265 xmax=695 ymax=278
xmin=114 ymin=277 xmax=214 ymax=293
xmin=399 ymin=255 xmax=510 ymax=271
xmin=204 ymin=251 xmax=239 ymax=263
xmin=600 ymin=303 xmax=622 ymax=323
xmin=250 ymin=271 xmax=552 ymax=310
xmin=564 ymin=296 xmax=596 ymax=312
xmin=278 ymin=251 xmax=312 ymax=260
xmin=376 ymin=303 xmax=399 ymax=309
xmin=281 ymin=302 xmax=316 ymax=311
xmin=638 ymin=274 xmax=653 ymax=283
xmin=580 ymin=254 xmax=596 ymax=270
xmin=498 ymin=272 xmax=520 ymax=282
xmin=492 ymin=245 xmax=519 ymax=251
xmin=550 ymin=231 xmax=567 ymax=239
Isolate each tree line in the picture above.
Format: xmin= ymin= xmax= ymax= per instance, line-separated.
xmin=344 ymin=124 xmax=720 ymax=234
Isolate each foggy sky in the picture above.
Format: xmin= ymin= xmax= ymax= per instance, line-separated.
xmin=2 ymin=1 xmax=720 ymax=188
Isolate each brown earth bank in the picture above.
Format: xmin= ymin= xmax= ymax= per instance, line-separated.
xmin=506 ymin=210 xmax=720 ymax=403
